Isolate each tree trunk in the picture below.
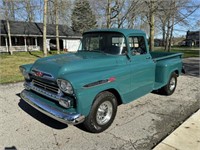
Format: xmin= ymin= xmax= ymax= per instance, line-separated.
xmin=116 ymin=0 xmax=121 ymax=28
xmin=149 ymin=0 xmax=155 ymax=52
xmin=168 ymin=1 xmax=175 ymax=52
xmin=162 ymin=24 xmax=166 ymax=47
xmin=168 ymin=19 xmax=174 ymax=52
xmin=55 ymin=0 xmax=60 ymax=54
xmin=7 ymin=20 xmax=13 ymax=55
xmin=10 ymin=0 xmax=15 ymax=20
xmin=4 ymin=1 xmax=13 ymax=55
xmin=43 ymin=0 xmax=48 ymax=57
xmin=106 ymin=0 xmax=111 ymax=28
xmin=165 ymin=20 xmax=170 ymax=51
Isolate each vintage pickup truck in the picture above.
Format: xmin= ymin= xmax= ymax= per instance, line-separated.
xmin=20 ymin=29 xmax=184 ymax=133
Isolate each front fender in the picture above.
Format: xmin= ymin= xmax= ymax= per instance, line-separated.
xmin=20 ymin=63 xmax=33 ymax=72
xmin=58 ymin=66 xmax=131 ymax=116
xmin=76 ymin=81 xmax=119 ymax=116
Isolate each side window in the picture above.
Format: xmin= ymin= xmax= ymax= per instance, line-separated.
xmin=112 ymin=37 xmax=125 ymax=46
xmin=111 ymin=37 xmax=127 ymax=54
xmin=129 ymin=36 xmax=146 ymax=55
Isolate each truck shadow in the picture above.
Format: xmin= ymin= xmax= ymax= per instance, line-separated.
xmin=17 ymin=94 xmax=89 ymax=132
xmin=183 ymin=59 xmax=200 ymax=77
xmin=18 ymin=98 xmax=68 ymax=130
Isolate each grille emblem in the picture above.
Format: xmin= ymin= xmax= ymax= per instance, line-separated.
xmin=35 ymin=71 xmax=43 ymax=77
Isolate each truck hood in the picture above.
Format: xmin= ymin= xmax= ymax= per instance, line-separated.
xmin=31 ymin=52 xmax=119 ymax=79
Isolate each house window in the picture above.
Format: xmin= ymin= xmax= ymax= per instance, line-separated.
xmin=15 ymin=37 xmax=18 ymax=44
xmin=1 ymin=36 xmax=6 ymax=46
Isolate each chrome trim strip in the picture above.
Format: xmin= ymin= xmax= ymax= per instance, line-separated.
xmin=83 ymin=77 xmax=116 ymax=88
xmin=83 ymin=79 xmax=108 ymax=88
xmin=20 ymin=90 xmax=85 ymax=125
xmin=24 ymin=82 xmax=62 ymax=102
xmin=32 ymin=79 xmax=59 ymax=93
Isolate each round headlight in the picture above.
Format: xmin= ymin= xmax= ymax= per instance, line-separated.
xmin=57 ymin=79 xmax=74 ymax=94
xmin=19 ymin=67 xmax=30 ymax=80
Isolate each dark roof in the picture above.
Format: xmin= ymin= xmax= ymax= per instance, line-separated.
xmin=0 ymin=20 xmax=81 ymax=38
xmin=187 ymin=30 xmax=200 ymax=35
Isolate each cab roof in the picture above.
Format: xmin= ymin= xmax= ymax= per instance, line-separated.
xmin=84 ymin=28 xmax=146 ymax=37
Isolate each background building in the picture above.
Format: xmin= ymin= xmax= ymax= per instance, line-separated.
xmin=185 ymin=30 xmax=200 ymax=47
xmin=0 ymin=20 xmax=81 ymax=53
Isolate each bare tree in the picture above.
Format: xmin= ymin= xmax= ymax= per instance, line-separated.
xmin=47 ymin=0 xmax=72 ymax=26
xmin=148 ymin=0 xmax=156 ymax=51
xmin=156 ymin=0 xmax=200 ymax=51
xmin=142 ymin=0 xmax=158 ymax=51
xmin=91 ymin=0 xmax=142 ymax=28
xmin=43 ymin=0 xmax=48 ymax=57
xmin=58 ymin=0 xmax=73 ymax=26
xmin=24 ymin=0 xmax=35 ymax=22
xmin=47 ymin=0 xmax=55 ymax=24
xmin=106 ymin=0 xmax=111 ymax=28
xmin=55 ymin=0 xmax=60 ymax=54
xmin=3 ymin=0 xmax=13 ymax=55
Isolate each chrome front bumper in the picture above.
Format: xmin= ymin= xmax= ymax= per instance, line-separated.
xmin=20 ymin=90 xmax=85 ymax=125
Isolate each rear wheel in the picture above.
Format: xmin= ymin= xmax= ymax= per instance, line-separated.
xmin=161 ymin=72 xmax=177 ymax=95
xmin=83 ymin=91 xmax=118 ymax=133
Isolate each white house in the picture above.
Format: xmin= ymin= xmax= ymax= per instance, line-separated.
xmin=0 ymin=20 xmax=81 ymax=53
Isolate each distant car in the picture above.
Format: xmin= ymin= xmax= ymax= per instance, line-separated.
xmin=50 ymin=43 xmax=57 ymax=50
xmin=20 ymin=29 xmax=184 ymax=133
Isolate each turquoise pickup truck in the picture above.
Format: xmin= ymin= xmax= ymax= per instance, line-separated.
xmin=20 ymin=29 xmax=184 ymax=133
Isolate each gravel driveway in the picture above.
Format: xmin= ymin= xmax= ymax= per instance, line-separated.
xmin=0 ymin=58 xmax=199 ymax=150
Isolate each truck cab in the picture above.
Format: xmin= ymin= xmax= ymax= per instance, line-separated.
xmin=20 ymin=29 xmax=183 ymax=133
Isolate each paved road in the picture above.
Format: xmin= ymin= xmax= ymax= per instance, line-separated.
xmin=183 ymin=57 xmax=200 ymax=77
xmin=0 ymin=58 xmax=199 ymax=150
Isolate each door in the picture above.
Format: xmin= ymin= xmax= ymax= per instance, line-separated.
xmin=66 ymin=39 xmax=81 ymax=52
xmin=125 ymin=36 xmax=155 ymax=103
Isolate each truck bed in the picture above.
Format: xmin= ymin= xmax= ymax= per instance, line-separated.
xmin=150 ymin=52 xmax=183 ymax=61
xmin=150 ymin=51 xmax=183 ymax=90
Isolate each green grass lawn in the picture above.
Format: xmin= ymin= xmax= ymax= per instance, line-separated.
xmin=154 ymin=47 xmax=200 ymax=58
xmin=0 ymin=51 xmax=63 ymax=84
xmin=0 ymin=48 xmax=199 ymax=84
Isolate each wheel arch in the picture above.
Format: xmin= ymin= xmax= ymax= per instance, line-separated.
xmin=174 ymin=69 xmax=179 ymax=77
xmin=92 ymin=88 xmax=123 ymax=106
xmin=103 ymin=88 xmax=123 ymax=106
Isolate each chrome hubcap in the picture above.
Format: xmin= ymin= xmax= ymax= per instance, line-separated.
xmin=96 ymin=101 xmax=113 ymax=125
xmin=169 ymin=77 xmax=176 ymax=91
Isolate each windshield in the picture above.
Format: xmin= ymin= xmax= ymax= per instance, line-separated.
xmin=78 ymin=32 xmax=127 ymax=55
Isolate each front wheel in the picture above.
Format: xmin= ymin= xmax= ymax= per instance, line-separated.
xmin=161 ymin=72 xmax=177 ymax=95
xmin=83 ymin=91 xmax=118 ymax=133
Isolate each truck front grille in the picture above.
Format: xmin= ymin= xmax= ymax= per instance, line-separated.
xmin=32 ymin=79 xmax=59 ymax=94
